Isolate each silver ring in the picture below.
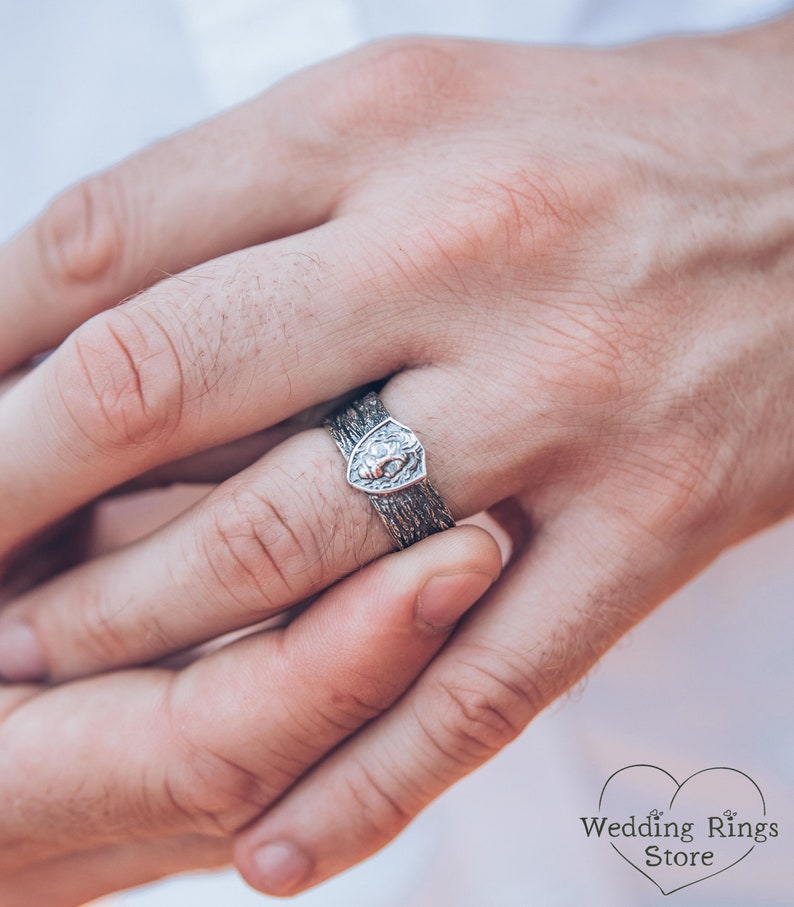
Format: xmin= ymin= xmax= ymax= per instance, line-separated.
xmin=324 ymin=391 xmax=455 ymax=549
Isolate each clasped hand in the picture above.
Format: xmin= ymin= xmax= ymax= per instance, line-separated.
xmin=0 ymin=22 xmax=792 ymax=905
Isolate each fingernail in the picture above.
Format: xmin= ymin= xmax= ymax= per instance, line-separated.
xmin=251 ymin=841 xmax=313 ymax=895
xmin=0 ymin=620 xmax=46 ymax=682
xmin=417 ymin=571 xmax=494 ymax=631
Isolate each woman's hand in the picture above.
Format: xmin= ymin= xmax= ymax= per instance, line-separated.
xmin=0 ymin=16 xmax=792 ymax=897
xmin=0 ymin=526 xmax=499 ymax=906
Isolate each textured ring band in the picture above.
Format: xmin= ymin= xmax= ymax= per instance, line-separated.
xmin=324 ymin=391 xmax=456 ymax=549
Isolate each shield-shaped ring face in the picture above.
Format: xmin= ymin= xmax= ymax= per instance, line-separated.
xmin=346 ymin=419 xmax=427 ymax=495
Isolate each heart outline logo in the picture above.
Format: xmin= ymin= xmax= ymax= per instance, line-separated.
xmin=593 ymin=764 xmax=769 ymax=896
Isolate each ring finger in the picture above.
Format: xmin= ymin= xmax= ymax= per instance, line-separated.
xmin=0 ymin=371 xmax=526 ymax=682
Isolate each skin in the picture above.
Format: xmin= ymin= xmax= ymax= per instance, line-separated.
xmin=0 ymin=525 xmax=501 ymax=905
xmin=0 ymin=14 xmax=792 ymax=902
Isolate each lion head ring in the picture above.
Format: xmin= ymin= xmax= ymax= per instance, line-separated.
xmin=324 ymin=391 xmax=455 ymax=549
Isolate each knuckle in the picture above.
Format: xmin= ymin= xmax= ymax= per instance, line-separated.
xmin=615 ymin=427 xmax=731 ymax=545
xmin=339 ymin=757 xmax=414 ymax=847
xmin=323 ymin=38 xmax=467 ymax=139
xmin=424 ymin=651 xmax=540 ymax=767
xmin=72 ymin=590 xmax=132 ymax=666
xmin=377 ymin=166 xmax=593 ymax=315
xmin=170 ymin=750 xmax=267 ymax=835
xmin=55 ymin=307 xmax=184 ymax=450
xmin=36 ymin=172 xmax=128 ymax=289
xmin=362 ymin=37 xmax=458 ymax=100
xmin=471 ymin=166 xmax=590 ymax=266
xmin=201 ymin=478 xmax=327 ymax=611
xmin=540 ymin=307 xmax=638 ymax=410
xmin=164 ymin=694 xmax=270 ymax=835
xmin=323 ymin=676 xmax=393 ymax=731
xmin=68 ymin=597 xmax=179 ymax=672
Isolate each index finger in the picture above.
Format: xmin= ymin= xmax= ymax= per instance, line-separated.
xmin=0 ymin=215 xmax=421 ymax=558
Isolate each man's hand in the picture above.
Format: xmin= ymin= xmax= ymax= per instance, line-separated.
xmin=0 ymin=16 xmax=792 ymax=898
